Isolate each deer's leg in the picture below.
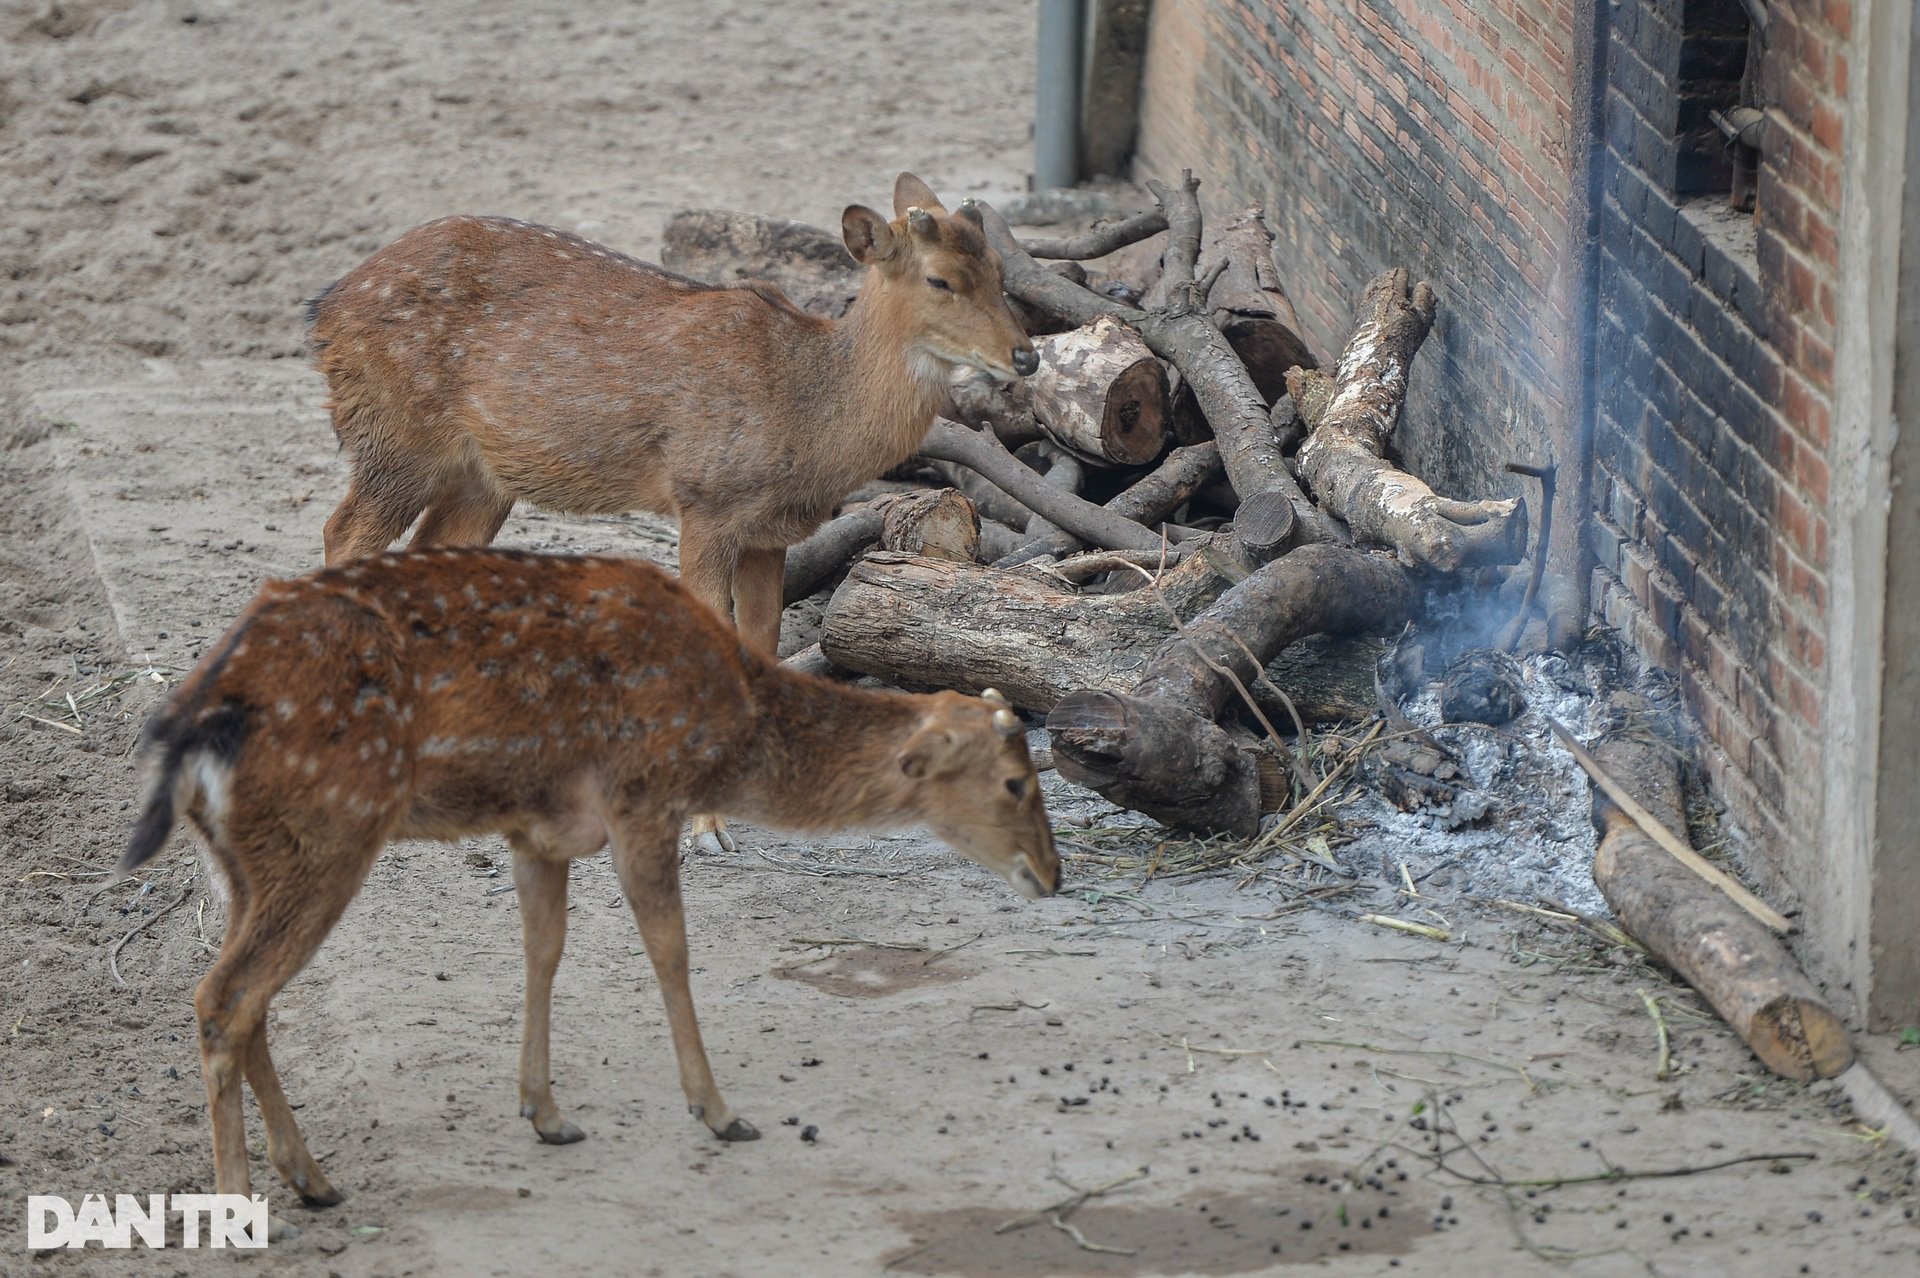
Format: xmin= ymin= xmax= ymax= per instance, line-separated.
xmin=323 ymin=458 xmax=437 ymax=565
xmin=196 ymin=827 xmax=376 ymax=1225
xmin=732 ymin=545 xmax=787 ymax=658
xmin=611 ymin=820 xmax=759 ymax=1142
xmin=411 ymin=465 xmax=515 ymax=549
xmin=675 ymin=514 xmax=741 ymax=853
xmin=244 ymin=1021 xmax=342 ymax=1207
xmin=509 ymin=844 xmax=584 ymax=1145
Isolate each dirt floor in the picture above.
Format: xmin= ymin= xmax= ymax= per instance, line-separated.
xmin=2 ymin=2 xmax=1917 ymax=1276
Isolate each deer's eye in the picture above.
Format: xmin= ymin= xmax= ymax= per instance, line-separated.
xmin=926 ymin=276 xmax=952 ymax=292
xmin=1005 ymin=776 xmax=1028 ymax=800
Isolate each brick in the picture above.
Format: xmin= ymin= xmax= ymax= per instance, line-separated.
xmin=1669 ymin=204 xmax=1706 ymax=276
xmin=1702 ymin=237 xmax=1740 ymax=303
xmin=1640 ymin=183 xmax=1680 ymax=250
xmin=1589 ymin=513 xmax=1626 ymax=575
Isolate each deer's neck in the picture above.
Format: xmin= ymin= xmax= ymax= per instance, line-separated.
xmin=819 ymin=278 xmax=951 ymax=462
xmin=726 ymin=668 xmax=927 ymax=833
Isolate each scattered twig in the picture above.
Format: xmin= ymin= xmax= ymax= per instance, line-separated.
xmin=1293 ymin=1038 xmax=1534 ymax=1087
xmin=1250 ymin=719 xmax=1386 ymax=853
xmin=746 ymin=848 xmax=913 ymax=880
xmin=1638 ymin=988 xmax=1675 ymax=1081
xmin=1048 ymin=1211 xmax=1136 ymax=1256
xmin=993 ymin=1165 xmax=1150 ymax=1237
xmin=17 ymin=711 xmax=83 ymax=736
xmin=922 ymin=933 xmax=983 ymax=967
xmin=1429 ymin=1148 xmax=1815 ymax=1188
xmin=1358 ymin=913 xmax=1450 ymax=942
xmin=1548 ymin=717 xmax=1791 ymax=932
xmin=108 ymin=883 xmax=195 ymax=988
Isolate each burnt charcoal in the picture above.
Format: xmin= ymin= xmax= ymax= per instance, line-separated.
xmin=1439 ymin=649 xmax=1525 ymax=725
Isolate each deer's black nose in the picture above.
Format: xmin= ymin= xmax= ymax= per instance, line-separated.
xmin=1012 ymin=346 xmax=1039 ymax=377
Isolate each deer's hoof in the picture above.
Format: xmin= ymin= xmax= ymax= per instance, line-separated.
xmin=717 ymin=1116 xmax=760 ymax=1142
xmin=293 ymin=1174 xmax=345 ymax=1208
xmin=684 ymin=828 xmax=736 ymax=856
xmin=536 ymin=1120 xmax=587 ymax=1146
xmin=267 ymin=1216 xmax=300 ymax=1244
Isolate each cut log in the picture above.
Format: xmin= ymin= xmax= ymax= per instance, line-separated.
xmin=1588 ymin=710 xmax=1852 ymax=1082
xmin=1000 ymin=440 xmax=1222 ymax=565
xmin=948 ymin=372 xmax=1047 ymax=451
xmin=1289 ymin=269 xmax=1525 ymax=572
xmin=1130 ymin=544 xmax=1417 ymax=720
xmin=780 ymin=643 xmax=840 ymax=678
xmin=660 ymin=209 xmax=859 ymax=317
xmin=1048 ymin=544 xmax=1417 ymax=833
xmin=819 ymin=550 xmax=1231 ymax=713
xmin=919 ymin=418 xmax=1164 ymax=553
xmin=1205 ymin=207 xmax=1317 ymax=403
xmin=1046 ymin=691 xmax=1262 ymax=834
xmin=976 ymin=178 xmax=1340 ymax=554
xmin=782 ymin=489 xmax=979 ymax=605
xmin=1497 ymin=567 xmax=1585 ymax=655
xmin=784 ymin=507 xmax=883 ymax=605
xmin=1260 ymin=634 xmax=1388 ymax=725
xmin=874 ymin=488 xmax=979 ymax=562
xmin=1028 ymin=316 xmax=1170 ymax=465
xmin=1232 ymin=490 xmax=1297 ymax=559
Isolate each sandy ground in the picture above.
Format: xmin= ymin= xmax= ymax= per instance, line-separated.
xmin=2 ymin=2 xmax=1917 ymax=1275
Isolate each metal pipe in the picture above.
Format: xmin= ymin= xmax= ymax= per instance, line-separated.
xmin=1035 ymin=0 xmax=1084 ymax=191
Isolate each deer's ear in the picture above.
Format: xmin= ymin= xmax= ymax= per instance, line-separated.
xmin=899 ymin=723 xmax=962 ymax=779
xmin=893 ymin=172 xmax=947 ymax=216
xmin=843 ymin=205 xmax=896 ymax=264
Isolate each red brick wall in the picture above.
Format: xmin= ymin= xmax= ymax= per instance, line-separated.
xmin=1587 ymin=0 xmax=1844 ymax=915
xmin=1134 ymin=0 xmax=1583 ymax=530
xmin=1132 ymin=1 xmax=1852 ymax=937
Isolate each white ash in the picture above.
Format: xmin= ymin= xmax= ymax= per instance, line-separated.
xmin=1334 ymin=651 xmax=1615 ymax=917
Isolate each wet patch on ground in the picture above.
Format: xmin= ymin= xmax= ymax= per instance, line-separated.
xmin=882 ymin=1161 xmax=1435 ymax=1275
xmin=774 ymin=943 xmax=975 ymax=999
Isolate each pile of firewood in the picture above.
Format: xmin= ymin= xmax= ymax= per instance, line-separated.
xmin=664 ymin=171 xmax=1545 ymax=837
xmin=667 ymin=176 xmax=1870 ymax=1092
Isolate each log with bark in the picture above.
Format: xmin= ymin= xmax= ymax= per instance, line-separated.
xmin=1028 ymin=315 xmax=1169 ymax=465
xmin=1287 ymin=269 xmax=1526 ymax=572
xmin=820 ymin=550 xmax=1232 ymax=713
xmin=874 ymin=488 xmax=979 ymax=562
xmin=1586 ymin=702 xmax=1852 ymax=1082
xmin=918 ymin=418 xmax=1167 ymax=554
xmin=1047 ymin=544 xmax=1417 ymax=834
xmin=1012 ymin=444 xmax=1086 ymax=549
xmin=948 ymin=372 xmax=1047 ymax=451
xmin=784 ymin=507 xmax=883 ymax=605
xmin=782 ymin=489 xmax=979 ymax=605
xmin=974 ymin=174 xmax=1340 ymax=555
xmin=999 ymin=440 xmax=1222 ymax=565
xmin=1204 ymin=207 xmax=1318 ymax=403
xmin=660 ymin=209 xmax=860 ymax=317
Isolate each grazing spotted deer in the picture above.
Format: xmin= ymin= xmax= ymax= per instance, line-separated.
xmin=121 ymin=548 xmax=1057 ymax=1225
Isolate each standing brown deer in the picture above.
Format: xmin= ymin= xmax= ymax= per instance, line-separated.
xmin=305 ymin=172 xmax=1035 ymax=663
xmin=121 ymin=548 xmax=1056 ymax=1229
